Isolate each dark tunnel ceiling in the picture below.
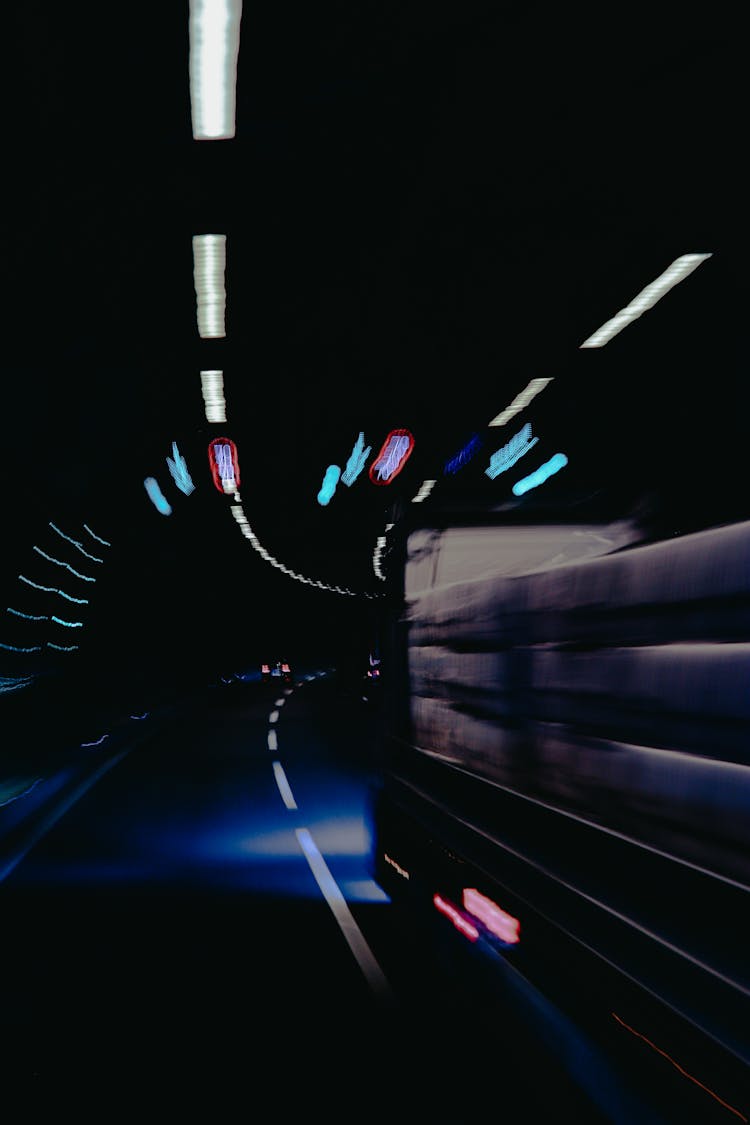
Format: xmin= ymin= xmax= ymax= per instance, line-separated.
xmin=3 ymin=4 xmax=745 ymax=619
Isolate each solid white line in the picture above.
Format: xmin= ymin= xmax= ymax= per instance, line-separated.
xmin=295 ymin=827 xmax=395 ymax=1005
xmin=272 ymin=761 xmax=297 ymax=809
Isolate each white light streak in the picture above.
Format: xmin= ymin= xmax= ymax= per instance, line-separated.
xmin=489 ymin=378 xmax=553 ymax=427
xmin=272 ymin=761 xmax=298 ymax=809
xmin=32 ymin=547 xmax=95 ymax=582
xmin=411 ymin=479 xmax=436 ymax=503
xmin=192 ymin=234 xmax=227 ymax=338
xmin=189 ymin=0 xmax=243 ymax=140
xmin=200 ymin=370 xmax=227 ymax=422
xmin=580 ymin=253 xmax=712 ymax=348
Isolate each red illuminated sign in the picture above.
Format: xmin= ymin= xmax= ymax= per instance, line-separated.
xmin=208 ymin=437 xmax=240 ymax=494
xmin=368 ymin=428 xmax=415 ymax=485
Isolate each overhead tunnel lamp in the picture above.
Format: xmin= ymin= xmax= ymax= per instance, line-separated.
xmin=188 ymin=0 xmax=243 ymax=140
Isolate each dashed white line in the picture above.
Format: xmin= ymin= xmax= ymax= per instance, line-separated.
xmin=272 ymin=761 xmax=297 ymax=809
xmin=295 ymin=827 xmax=395 ymax=1005
xmin=267 ymin=729 xmax=278 ymax=751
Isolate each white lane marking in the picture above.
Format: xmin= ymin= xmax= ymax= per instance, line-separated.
xmin=268 ymin=709 xmax=279 ymax=723
xmin=295 ymin=827 xmax=395 ymax=1005
xmin=267 ymin=729 xmax=278 ymax=751
xmin=272 ymin=761 xmax=297 ymax=809
xmin=274 ymin=698 xmax=285 ymax=707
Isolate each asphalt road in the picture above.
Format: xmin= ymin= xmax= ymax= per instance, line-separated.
xmin=0 ymin=670 xmax=606 ymax=1120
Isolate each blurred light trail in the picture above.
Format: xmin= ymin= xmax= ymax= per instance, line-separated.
xmin=32 ymin=547 xmax=95 ymax=582
xmin=272 ymin=761 xmax=298 ymax=809
xmin=580 ymin=253 xmax=713 ymax=348
xmin=295 ymin=827 xmax=395 ymax=1004
xmin=208 ymin=436 xmax=240 ymax=493
xmin=317 ymin=464 xmax=341 ymax=506
xmin=369 ymin=429 xmax=414 ymax=484
xmin=83 ymin=524 xmax=111 ymax=547
xmin=0 ymin=675 xmax=37 ymax=695
xmin=144 ymin=477 xmax=172 ymax=515
xmin=488 ymin=377 xmax=553 ymax=427
xmin=411 ymin=479 xmax=436 ymax=503
xmin=192 ymin=234 xmax=227 ymax=338
xmin=200 ymin=370 xmax=227 ymax=422
xmin=47 ymin=642 xmax=78 ymax=651
xmin=512 ymin=453 xmax=568 ymax=495
xmin=433 ymin=893 xmax=480 ymax=941
xmin=189 ymin=0 xmax=242 ymax=140
xmin=166 ymin=442 xmax=195 ymax=495
xmin=50 ymin=615 xmax=83 ymax=628
xmin=341 ymin=432 xmax=371 ymax=486
xmin=49 ymin=523 xmax=103 ymax=563
xmin=0 ymin=641 xmax=42 ymax=652
xmin=18 ymin=575 xmax=88 ymax=603
xmin=81 ymin=734 xmax=109 ymax=748
xmin=486 ymin=422 xmax=538 ymax=479
xmin=444 ymin=433 xmax=483 ymax=476
xmin=462 ymin=888 xmax=520 ymax=944
xmin=7 ymin=608 xmax=48 ymax=620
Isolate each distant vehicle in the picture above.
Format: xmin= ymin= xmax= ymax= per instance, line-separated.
xmin=262 ymin=660 xmax=293 ymax=684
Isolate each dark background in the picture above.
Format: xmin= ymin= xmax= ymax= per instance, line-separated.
xmin=2 ymin=3 xmax=746 ymax=704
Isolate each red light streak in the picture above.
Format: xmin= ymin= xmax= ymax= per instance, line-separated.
xmin=369 ymin=429 xmax=415 ymax=485
xmin=611 ymin=1012 xmax=747 ymax=1121
xmin=433 ymin=894 xmax=479 ymax=942
xmin=462 ymin=888 xmax=520 ymax=944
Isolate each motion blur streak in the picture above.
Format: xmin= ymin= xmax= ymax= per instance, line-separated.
xmin=49 ymin=523 xmax=103 ymax=563
xmin=272 ymin=761 xmax=298 ymax=810
xmin=32 ymin=546 xmax=95 ymax=582
xmin=83 ymin=524 xmax=110 ymax=546
xmin=611 ymin=1013 xmax=748 ymax=1121
xmin=188 ymin=0 xmax=242 ymax=140
xmin=295 ymin=828 xmax=395 ymax=1004
xmin=144 ymin=477 xmax=172 ymax=515
xmin=192 ymin=234 xmax=227 ymax=338
xmin=580 ymin=253 xmax=712 ymax=347
xmin=200 ymin=370 xmax=227 ymax=422
xmin=19 ymin=575 xmax=88 ymax=603
xmin=433 ymin=893 xmax=480 ymax=941
xmin=488 ymin=377 xmax=553 ymax=427
xmin=512 ymin=452 xmax=568 ymax=495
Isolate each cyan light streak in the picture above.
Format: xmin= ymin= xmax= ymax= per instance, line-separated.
xmin=0 ymin=675 xmax=37 ymax=695
xmin=32 ymin=546 xmax=95 ymax=582
xmin=0 ymin=641 xmax=42 ymax=652
xmin=144 ymin=477 xmax=172 ymax=516
xmin=341 ymin=432 xmax=371 ymax=486
xmin=486 ymin=423 xmax=538 ymax=480
xmin=512 ymin=453 xmax=568 ymax=496
xmin=83 ymin=525 xmax=111 ymax=547
xmin=317 ymin=464 xmax=341 ymax=506
xmin=49 ymin=523 xmax=103 ymax=563
xmin=51 ymin=616 xmax=83 ymax=628
xmin=166 ymin=442 xmax=195 ymax=495
xmin=18 ymin=575 xmax=89 ymax=603
xmin=7 ymin=607 xmax=48 ymax=620
xmin=47 ymin=642 xmax=79 ymax=652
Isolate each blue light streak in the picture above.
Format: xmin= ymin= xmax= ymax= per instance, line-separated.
xmin=18 ymin=575 xmax=89 ymax=603
xmin=317 ymin=464 xmax=341 ymax=506
xmin=7 ymin=607 xmax=48 ymax=620
xmin=32 ymin=546 xmax=95 ymax=582
xmin=341 ymin=432 xmax=371 ymax=486
xmin=83 ymin=525 xmax=111 ymax=547
xmin=49 ymin=523 xmax=103 ymax=563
